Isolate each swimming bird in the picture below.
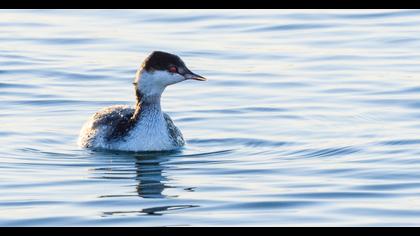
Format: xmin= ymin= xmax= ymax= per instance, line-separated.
xmin=78 ymin=51 xmax=206 ymax=152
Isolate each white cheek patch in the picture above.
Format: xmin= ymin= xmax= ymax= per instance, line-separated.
xmin=137 ymin=71 xmax=168 ymax=96
xmin=135 ymin=70 xmax=185 ymax=97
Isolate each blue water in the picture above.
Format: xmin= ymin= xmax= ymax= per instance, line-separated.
xmin=2 ymin=9 xmax=420 ymax=226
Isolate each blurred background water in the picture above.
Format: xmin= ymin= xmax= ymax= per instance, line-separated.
xmin=2 ymin=9 xmax=420 ymax=226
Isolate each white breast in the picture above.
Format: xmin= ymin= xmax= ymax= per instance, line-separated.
xmin=111 ymin=112 xmax=176 ymax=152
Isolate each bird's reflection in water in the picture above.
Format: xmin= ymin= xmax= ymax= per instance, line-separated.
xmin=93 ymin=149 xmax=198 ymax=217
xmin=133 ymin=152 xmax=169 ymax=198
xmin=94 ymin=150 xmax=179 ymax=198
xmin=93 ymin=150 xmax=199 ymax=217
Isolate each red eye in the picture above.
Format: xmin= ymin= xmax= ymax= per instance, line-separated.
xmin=169 ymin=66 xmax=177 ymax=73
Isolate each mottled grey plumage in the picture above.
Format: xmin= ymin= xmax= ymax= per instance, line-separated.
xmin=91 ymin=106 xmax=134 ymax=131
xmin=163 ymin=113 xmax=185 ymax=147
xmin=78 ymin=105 xmax=133 ymax=148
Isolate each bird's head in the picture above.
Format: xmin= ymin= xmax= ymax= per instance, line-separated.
xmin=134 ymin=51 xmax=206 ymax=98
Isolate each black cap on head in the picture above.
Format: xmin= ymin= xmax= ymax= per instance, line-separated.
xmin=142 ymin=51 xmax=186 ymax=71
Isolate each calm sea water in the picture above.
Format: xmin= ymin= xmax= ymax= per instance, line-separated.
xmin=2 ymin=9 xmax=420 ymax=226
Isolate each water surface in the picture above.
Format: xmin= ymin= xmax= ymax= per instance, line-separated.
xmin=2 ymin=9 xmax=420 ymax=226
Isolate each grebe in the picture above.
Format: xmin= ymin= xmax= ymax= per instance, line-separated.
xmin=78 ymin=51 xmax=206 ymax=152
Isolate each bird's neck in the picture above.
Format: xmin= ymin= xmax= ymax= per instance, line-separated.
xmin=131 ymin=89 xmax=163 ymax=121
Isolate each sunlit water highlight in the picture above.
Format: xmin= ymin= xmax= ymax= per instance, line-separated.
xmin=2 ymin=9 xmax=420 ymax=226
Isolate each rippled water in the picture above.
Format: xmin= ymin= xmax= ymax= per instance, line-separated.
xmin=2 ymin=9 xmax=420 ymax=226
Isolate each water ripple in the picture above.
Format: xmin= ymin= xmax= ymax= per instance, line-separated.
xmin=188 ymin=138 xmax=292 ymax=148
xmin=378 ymin=139 xmax=420 ymax=146
xmin=244 ymin=23 xmax=334 ymax=32
xmin=288 ymin=146 xmax=361 ymax=158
